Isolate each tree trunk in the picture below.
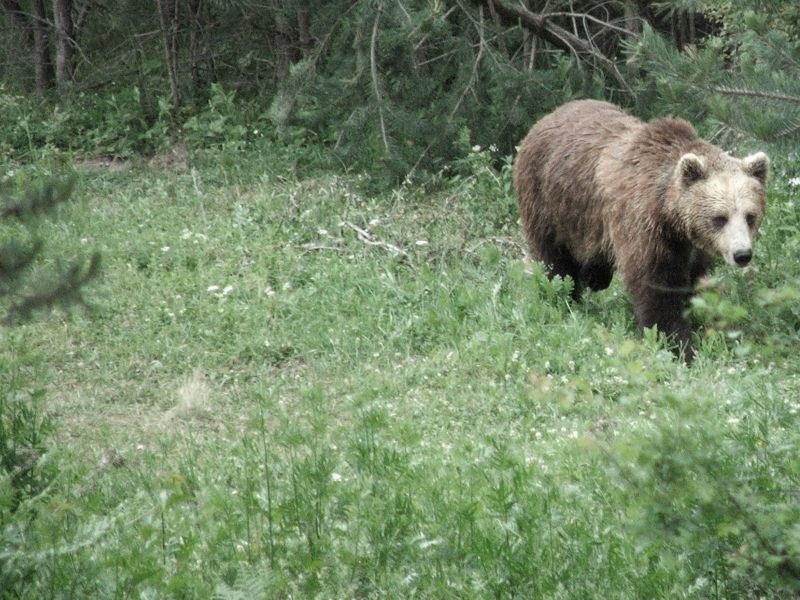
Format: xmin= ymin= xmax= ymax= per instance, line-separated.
xmin=53 ymin=0 xmax=74 ymax=87
xmin=270 ymin=0 xmax=302 ymax=82
xmin=188 ymin=0 xmax=211 ymax=91
xmin=32 ymin=0 xmax=54 ymax=94
xmin=0 ymin=0 xmax=32 ymax=47
xmin=623 ymin=1 xmax=642 ymax=42
xmin=156 ymin=0 xmax=181 ymax=111
xmin=1 ymin=0 xmax=55 ymax=94
xmin=297 ymin=9 xmax=311 ymax=57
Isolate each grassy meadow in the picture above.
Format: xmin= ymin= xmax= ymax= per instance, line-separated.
xmin=3 ymin=146 xmax=800 ymax=598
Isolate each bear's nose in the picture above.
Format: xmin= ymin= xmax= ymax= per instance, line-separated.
xmin=733 ymin=249 xmax=752 ymax=266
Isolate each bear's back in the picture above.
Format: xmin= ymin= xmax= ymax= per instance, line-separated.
xmin=514 ymin=100 xmax=642 ymax=264
xmin=514 ymin=100 xmax=641 ymax=206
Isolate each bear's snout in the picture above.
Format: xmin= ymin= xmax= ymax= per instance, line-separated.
xmin=733 ymin=248 xmax=752 ymax=267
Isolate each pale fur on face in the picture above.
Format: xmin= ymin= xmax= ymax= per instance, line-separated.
xmin=677 ymin=151 xmax=769 ymax=267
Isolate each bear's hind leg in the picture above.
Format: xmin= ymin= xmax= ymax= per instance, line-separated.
xmin=579 ymin=259 xmax=613 ymax=292
xmin=533 ymin=236 xmax=584 ymax=301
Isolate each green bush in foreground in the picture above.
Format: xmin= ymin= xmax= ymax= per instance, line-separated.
xmin=609 ymin=388 xmax=800 ymax=597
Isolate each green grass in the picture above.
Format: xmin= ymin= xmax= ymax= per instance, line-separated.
xmin=2 ymin=148 xmax=800 ymax=598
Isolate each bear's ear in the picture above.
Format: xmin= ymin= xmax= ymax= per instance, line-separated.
xmin=678 ymin=153 xmax=707 ymax=186
xmin=743 ymin=151 xmax=769 ymax=185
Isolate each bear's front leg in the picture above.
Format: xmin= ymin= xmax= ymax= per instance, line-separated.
xmin=629 ymin=279 xmax=696 ymax=363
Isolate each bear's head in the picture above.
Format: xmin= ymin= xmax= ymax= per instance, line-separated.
xmin=676 ymin=150 xmax=769 ymax=267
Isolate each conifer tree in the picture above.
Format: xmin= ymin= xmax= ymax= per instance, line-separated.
xmin=634 ymin=3 xmax=800 ymax=146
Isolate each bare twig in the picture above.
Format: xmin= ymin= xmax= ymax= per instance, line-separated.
xmin=482 ymin=0 xmax=633 ymax=95
xmin=370 ymin=7 xmax=390 ymax=155
xmin=345 ymin=221 xmax=408 ymax=257
xmin=300 ymin=242 xmax=343 ymax=254
xmin=546 ymin=11 xmax=643 ymax=38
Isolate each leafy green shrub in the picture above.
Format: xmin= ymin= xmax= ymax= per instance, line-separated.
xmin=0 ymin=85 xmax=176 ymax=160
xmin=0 ymin=376 xmax=52 ymax=512
xmin=67 ymin=88 xmax=173 ymax=157
xmin=183 ymin=83 xmax=249 ymax=150
xmin=0 ymin=88 xmax=54 ymax=159
xmin=445 ymin=139 xmax=517 ymax=234
xmin=266 ymin=4 xmax=601 ymax=188
xmin=609 ymin=390 xmax=800 ymax=597
xmin=632 ymin=8 xmax=800 ymax=148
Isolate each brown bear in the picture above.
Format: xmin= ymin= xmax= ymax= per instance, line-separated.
xmin=513 ymin=99 xmax=769 ymax=362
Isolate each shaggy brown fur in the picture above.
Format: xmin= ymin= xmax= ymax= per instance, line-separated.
xmin=514 ymin=100 xmax=769 ymax=362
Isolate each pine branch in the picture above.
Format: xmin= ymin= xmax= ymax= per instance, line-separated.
xmin=0 ymin=239 xmax=43 ymax=293
xmin=776 ymin=119 xmax=800 ymax=139
xmin=4 ymin=252 xmax=101 ymax=324
xmin=0 ymin=178 xmax=76 ymax=220
xmin=714 ymin=86 xmax=800 ymax=105
xmin=1 ymin=177 xmax=101 ymax=324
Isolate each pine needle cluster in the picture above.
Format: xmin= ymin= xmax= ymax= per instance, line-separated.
xmin=634 ymin=5 xmax=800 ymax=149
xmin=0 ymin=178 xmax=100 ymax=324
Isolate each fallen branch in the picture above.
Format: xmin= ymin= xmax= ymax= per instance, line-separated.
xmin=344 ymin=221 xmax=408 ymax=258
xmin=300 ymin=242 xmax=344 ymax=254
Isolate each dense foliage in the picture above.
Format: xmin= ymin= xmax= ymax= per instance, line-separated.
xmin=5 ymin=0 xmax=793 ymax=181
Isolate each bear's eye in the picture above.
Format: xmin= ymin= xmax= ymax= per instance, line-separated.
xmin=711 ymin=215 xmax=728 ymax=229
xmin=746 ymin=213 xmax=757 ymax=227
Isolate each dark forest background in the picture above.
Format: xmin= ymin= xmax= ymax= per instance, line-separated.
xmin=1 ymin=0 xmax=800 ymax=184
